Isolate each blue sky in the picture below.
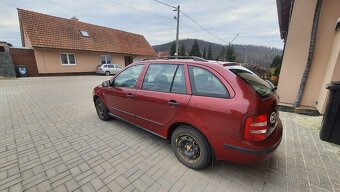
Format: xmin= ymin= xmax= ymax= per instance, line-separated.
xmin=0 ymin=0 xmax=284 ymax=48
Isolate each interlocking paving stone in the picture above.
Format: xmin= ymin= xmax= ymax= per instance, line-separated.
xmin=0 ymin=76 xmax=339 ymax=192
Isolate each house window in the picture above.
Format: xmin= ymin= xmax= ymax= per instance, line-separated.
xmin=60 ymin=53 xmax=76 ymax=65
xmin=101 ymin=55 xmax=112 ymax=64
xmin=80 ymin=30 xmax=89 ymax=37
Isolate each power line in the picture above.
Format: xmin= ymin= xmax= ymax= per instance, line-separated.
xmin=179 ymin=21 xmax=200 ymax=35
xmin=105 ymin=0 xmax=172 ymax=20
xmin=105 ymin=0 xmax=236 ymax=47
xmin=154 ymin=0 xmax=180 ymax=56
xmin=180 ymin=10 xmax=229 ymax=44
xmin=153 ymin=0 xmax=231 ymax=44
xmin=154 ymin=0 xmax=176 ymax=9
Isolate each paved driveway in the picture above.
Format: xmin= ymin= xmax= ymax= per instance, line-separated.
xmin=0 ymin=76 xmax=339 ymax=192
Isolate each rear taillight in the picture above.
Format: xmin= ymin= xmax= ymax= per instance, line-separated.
xmin=244 ymin=114 xmax=268 ymax=141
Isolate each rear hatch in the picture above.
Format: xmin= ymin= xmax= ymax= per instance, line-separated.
xmin=96 ymin=64 xmax=104 ymax=72
xmin=226 ymin=66 xmax=279 ymax=141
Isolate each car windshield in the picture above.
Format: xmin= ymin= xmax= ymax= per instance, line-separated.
xmin=226 ymin=66 xmax=272 ymax=97
xmin=97 ymin=64 xmax=103 ymax=67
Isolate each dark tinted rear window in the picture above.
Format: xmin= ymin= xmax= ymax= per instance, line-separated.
xmin=230 ymin=68 xmax=272 ymax=97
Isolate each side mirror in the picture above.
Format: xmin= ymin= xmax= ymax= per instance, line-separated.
xmin=102 ymin=80 xmax=110 ymax=87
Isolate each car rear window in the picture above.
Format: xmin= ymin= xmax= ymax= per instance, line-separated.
xmin=188 ymin=66 xmax=229 ymax=99
xmin=229 ymin=68 xmax=272 ymax=97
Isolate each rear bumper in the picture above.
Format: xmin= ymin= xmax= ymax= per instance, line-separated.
xmin=223 ymin=138 xmax=280 ymax=155
xmin=216 ymin=119 xmax=283 ymax=164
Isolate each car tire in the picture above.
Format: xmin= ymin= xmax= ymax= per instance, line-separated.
xmin=171 ymin=125 xmax=211 ymax=169
xmin=95 ymin=98 xmax=111 ymax=121
xmin=105 ymin=71 xmax=110 ymax=76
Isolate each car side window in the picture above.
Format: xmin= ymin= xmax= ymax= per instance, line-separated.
xmin=188 ymin=66 xmax=229 ymax=98
xmin=115 ymin=64 xmax=122 ymax=69
xmin=142 ymin=64 xmax=177 ymax=92
xmin=108 ymin=65 xmax=114 ymax=68
xmin=171 ymin=65 xmax=186 ymax=94
xmin=103 ymin=65 xmax=107 ymax=68
xmin=114 ymin=65 xmax=144 ymax=88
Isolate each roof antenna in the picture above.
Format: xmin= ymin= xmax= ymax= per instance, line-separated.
xmin=215 ymin=34 xmax=239 ymax=61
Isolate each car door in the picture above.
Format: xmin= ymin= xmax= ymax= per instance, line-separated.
xmin=134 ymin=63 xmax=191 ymax=134
xmin=186 ymin=65 xmax=242 ymax=137
xmin=104 ymin=64 xmax=145 ymax=123
xmin=102 ymin=64 xmax=108 ymax=72
xmin=108 ymin=64 xmax=115 ymax=74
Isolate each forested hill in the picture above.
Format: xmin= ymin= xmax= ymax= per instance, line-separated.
xmin=152 ymin=39 xmax=282 ymax=67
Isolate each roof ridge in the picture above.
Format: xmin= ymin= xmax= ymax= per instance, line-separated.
xmin=16 ymin=8 xmax=143 ymax=37
xmin=17 ymin=8 xmax=156 ymax=56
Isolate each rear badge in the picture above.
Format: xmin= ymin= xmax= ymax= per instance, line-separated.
xmin=270 ymin=112 xmax=277 ymax=124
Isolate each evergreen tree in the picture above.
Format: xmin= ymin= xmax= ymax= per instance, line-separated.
xmin=169 ymin=41 xmax=176 ymax=56
xmin=207 ymin=45 xmax=213 ymax=60
xmin=202 ymin=48 xmax=207 ymax=59
xmin=217 ymin=46 xmax=226 ymax=61
xmin=189 ymin=40 xmax=201 ymax=57
xmin=271 ymin=55 xmax=282 ymax=68
xmin=180 ymin=44 xmax=186 ymax=56
xmin=271 ymin=55 xmax=282 ymax=76
xmin=225 ymin=45 xmax=236 ymax=62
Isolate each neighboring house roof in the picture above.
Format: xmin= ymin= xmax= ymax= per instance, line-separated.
xmin=17 ymin=9 xmax=157 ymax=56
xmin=157 ymin=51 xmax=170 ymax=57
xmin=276 ymin=0 xmax=293 ymax=40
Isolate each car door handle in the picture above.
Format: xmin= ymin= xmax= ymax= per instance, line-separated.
xmin=168 ymin=100 xmax=179 ymax=106
xmin=127 ymin=93 xmax=134 ymax=98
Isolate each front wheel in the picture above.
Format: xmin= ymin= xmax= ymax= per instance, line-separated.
xmin=95 ymin=98 xmax=111 ymax=121
xmin=171 ymin=125 xmax=211 ymax=169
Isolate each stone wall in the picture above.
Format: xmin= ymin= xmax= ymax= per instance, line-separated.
xmin=0 ymin=52 xmax=16 ymax=77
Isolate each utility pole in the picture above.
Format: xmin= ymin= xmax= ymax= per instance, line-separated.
xmin=154 ymin=1 xmax=180 ymax=57
xmin=175 ymin=5 xmax=180 ymax=57
xmin=244 ymin=45 xmax=248 ymax=64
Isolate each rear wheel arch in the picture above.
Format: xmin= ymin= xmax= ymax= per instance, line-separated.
xmin=93 ymin=95 xmax=100 ymax=103
xmin=167 ymin=122 xmax=209 ymax=141
xmin=167 ymin=122 xmax=190 ymax=140
xmin=167 ymin=122 xmax=216 ymax=163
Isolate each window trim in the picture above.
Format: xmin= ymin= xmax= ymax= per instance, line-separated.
xmin=60 ymin=53 xmax=76 ymax=65
xmin=141 ymin=63 xmax=187 ymax=94
xmin=101 ymin=55 xmax=112 ymax=65
xmin=188 ymin=65 xmax=230 ymax=99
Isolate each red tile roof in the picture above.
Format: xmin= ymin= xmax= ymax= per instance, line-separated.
xmin=18 ymin=9 xmax=157 ymax=56
xmin=157 ymin=51 xmax=170 ymax=57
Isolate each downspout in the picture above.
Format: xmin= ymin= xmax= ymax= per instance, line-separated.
xmin=294 ymin=0 xmax=323 ymax=107
xmin=280 ymin=0 xmax=294 ymax=70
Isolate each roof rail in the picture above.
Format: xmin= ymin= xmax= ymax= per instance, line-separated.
xmin=167 ymin=56 xmax=207 ymax=61
xmin=139 ymin=56 xmax=208 ymax=62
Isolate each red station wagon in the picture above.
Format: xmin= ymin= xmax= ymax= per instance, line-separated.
xmin=92 ymin=58 xmax=283 ymax=169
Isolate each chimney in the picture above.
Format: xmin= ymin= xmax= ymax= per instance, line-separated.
xmin=71 ymin=16 xmax=79 ymax=21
